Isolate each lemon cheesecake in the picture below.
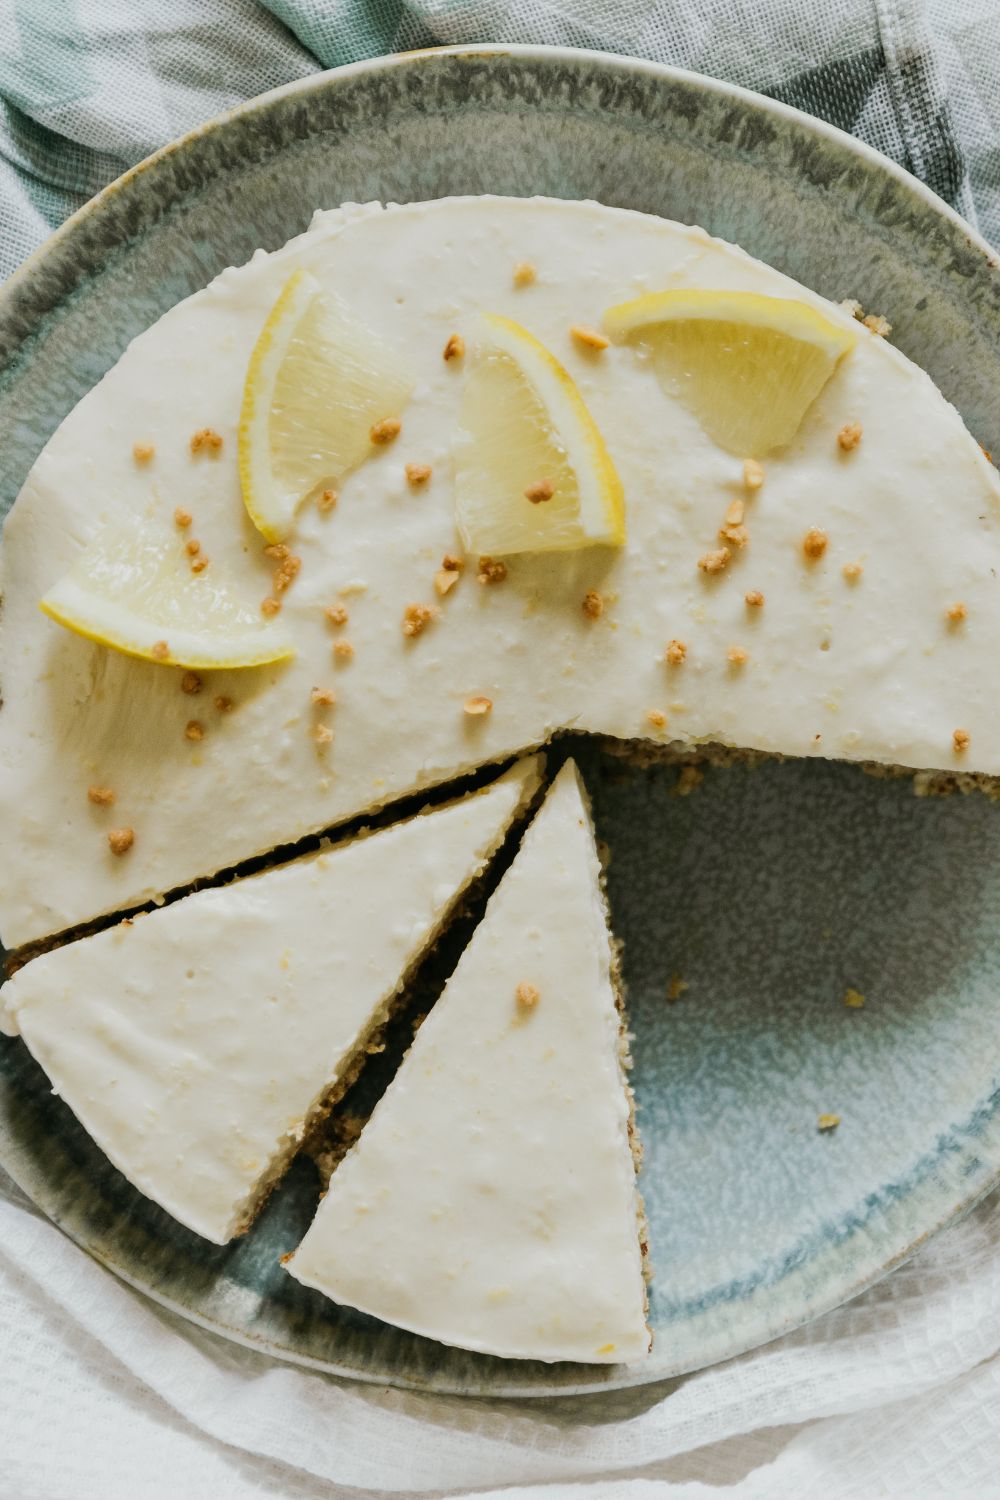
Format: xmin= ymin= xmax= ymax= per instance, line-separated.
xmin=0 ymin=757 xmax=541 ymax=1242
xmin=287 ymin=760 xmax=650 ymax=1364
xmin=3 ymin=195 xmax=1000 ymax=948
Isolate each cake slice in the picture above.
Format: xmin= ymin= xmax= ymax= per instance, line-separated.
xmin=0 ymin=756 xmax=542 ymax=1243
xmin=287 ymin=760 xmax=650 ymax=1365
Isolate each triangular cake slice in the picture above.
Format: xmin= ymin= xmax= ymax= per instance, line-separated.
xmin=287 ymin=760 xmax=650 ymax=1365
xmin=0 ymin=756 xmax=542 ymax=1243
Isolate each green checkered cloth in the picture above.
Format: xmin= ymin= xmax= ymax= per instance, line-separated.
xmin=1 ymin=0 xmax=998 ymax=278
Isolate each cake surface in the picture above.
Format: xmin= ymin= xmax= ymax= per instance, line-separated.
xmin=3 ymin=195 xmax=1000 ymax=948
xmin=287 ymin=759 xmax=650 ymax=1364
xmin=0 ymin=757 xmax=541 ymax=1242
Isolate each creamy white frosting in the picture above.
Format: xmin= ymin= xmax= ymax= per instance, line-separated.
xmin=0 ymin=757 xmax=541 ymax=1243
xmin=288 ymin=760 xmax=649 ymax=1364
xmin=3 ymin=196 xmax=1000 ymax=947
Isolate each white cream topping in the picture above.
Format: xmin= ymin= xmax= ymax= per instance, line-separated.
xmin=288 ymin=760 xmax=649 ymax=1365
xmin=0 ymin=757 xmax=542 ymax=1243
xmin=3 ymin=196 xmax=1000 ymax=947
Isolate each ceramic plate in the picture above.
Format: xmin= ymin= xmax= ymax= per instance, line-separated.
xmin=3 ymin=45 xmax=1000 ymax=1399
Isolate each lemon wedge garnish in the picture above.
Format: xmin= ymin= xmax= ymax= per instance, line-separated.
xmin=454 ymin=312 xmax=625 ymax=556
xmin=239 ymin=269 xmax=414 ymax=542
xmin=603 ymin=290 xmax=855 ymax=457
xmin=40 ymin=522 xmax=294 ymax=669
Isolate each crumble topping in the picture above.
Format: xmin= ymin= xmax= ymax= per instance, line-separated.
xmin=464 ymin=695 xmax=492 ymax=716
xmin=107 ymin=827 xmax=134 ymax=856
xmin=582 ymin=589 xmax=605 ymax=619
xmin=435 ymin=568 xmax=460 ymax=597
xmin=719 ymin=522 xmax=749 ymax=548
xmin=185 ymin=539 xmax=201 ymax=557
xmin=443 ymin=333 xmax=465 ymax=361
xmin=817 ymin=1113 xmax=841 ymax=1132
xmin=442 ymin=553 xmax=464 ymax=571
xmin=370 ymin=417 xmax=402 ymax=445
xmin=667 ymin=973 xmax=688 ymax=1002
xmin=665 ymin=639 xmax=687 ymax=666
xmin=803 ymin=529 xmax=828 ymax=560
xmin=725 ymin=498 xmax=745 ymax=526
xmin=333 ymin=640 xmax=355 ymax=661
xmin=191 ymin=554 xmax=209 ymax=573
xmin=190 ymin=427 xmax=223 ymax=454
xmin=843 ymin=987 xmax=866 ymax=1008
xmin=698 ymin=547 xmax=731 ymax=573
xmin=173 ymin=507 xmax=192 ymax=529
xmin=312 ymin=723 xmax=333 ymax=746
xmin=181 ymin=671 xmax=202 ymax=695
xmin=953 ymin=728 xmax=971 ymax=753
xmin=837 ymin=421 xmax=863 ymax=451
xmin=524 ymin=477 xmax=555 ymax=503
xmin=743 ymin=459 xmax=764 ymax=491
xmin=570 ymin=324 xmax=610 ymax=351
xmin=87 ymin=785 xmax=116 ymax=806
xmin=947 ymin=602 xmax=967 ymax=624
xmin=727 ymin=645 xmax=749 ymax=666
xmin=214 ymin=695 xmax=233 ymax=713
xmin=478 ymin=556 xmax=508 ymax=584
xmin=132 ymin=442 xmax=155 ymax=464
xmin=863 ymin=313 xmax=891 ymax=337
xmin=405 ymin=463 xmax=432 ymax=487
xmin=272 ymin=554 xmax=301 ymax=593
xmin=261 ymin=596 xmax=281 ymax=616
xmin=325 ymin=604 xmax=349 ymax=627
xmin=516 ymin=981 xmax=540 ymax=1007
xmin=513 ymin=261 xmax=537 ymax=287
xmin=745 ymin=589 xmax=765 ymax=607
xmin=646 ymin=709 xmax=667 ymax=729
xmin=675 ymin=765 xmax=703 ymax=796
xmin=842 ymin=561 xmax=863 ymax=581
xmin=151 ymin=641 xmax=170 ymax=660
xmin=311 ymin=687 xmax=336 ymax=706
xmin=402 ymin=602 xmax=437 ymax=638
xmin=317 ymin=487 xmax=338 ymax=512
xmin=184 ymin=720 xmax=205 ymax=742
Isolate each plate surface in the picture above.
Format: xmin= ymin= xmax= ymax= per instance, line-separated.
xmin=3 ymin=45 xmax=1000 ymax=1398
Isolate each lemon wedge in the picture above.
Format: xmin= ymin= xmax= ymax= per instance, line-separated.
xmin=454 ymin=312 xmax=625 ymax=556
xmin=239 ymin=269 xmax=414 ymax=542
xmin=40 ymin=522 xmax=294 ymax=669
xmin=603 ymin=290 xmax=855 ymax=457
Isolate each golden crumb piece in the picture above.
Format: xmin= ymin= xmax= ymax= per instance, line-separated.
xmin=513 ymin=261 xmax=537 ymax=287
xmin=312 ymin=723 xmax=334 ymax=746
xmin=947 ymin=601 xmax=967 ymax=624
xmin=185 ymin=720 xmax=204 ymax=742
xmin=311 ymin=686 xmax=337 ymax=707
xmin=261 ymin=596 xmax=281 ymax=617
xmin=317 ymin=487 xmax=338 ymax=512
xmin=442 ymin=553 xmax=464 ymax=572
xmin=324 ymin=604 xmax=349 ymax=627
xmin=743 ymin=458 xmax=764 ymax=491
xmin=570 ymin=324 xmax=610 ymax=351
xmin=107 ymin=827 xmax=134 ymax=856
xmin=443 ymin=333 xmax=465 ymax=361
xmin=837 ymin=421 xmax=863 ymax=451
xmin=370 ymin=416 xmax=402 ymax=445
xmin=727 ymin=645 xmax=749 ymax=667
xmin=151 ymin=640 xmax=170 ymax=660
xmin=405 ymin=462 xmax=432 ymax=487
xmin=524 ymin=477 xmax=555 ymax=504
xmin=272 ymin=554 xmax=301 ymax=593
xmin=646 ymin=709 xmax=667 ymax=730
xmin=582 ymin=589 xmax=604 ymax=620
xmin=675 ymin=764 xmax=703 ymax=796
xmin=863 ymin=313 xmax=891 ymax=338
xmin=264 ymin=543 xmax=289 ymax=561
xmin=667 ymin=973 xmax=688 ymax=1003
xmin=190 ymin=555 xmax=209 ymax=574
xmin=842 ymin=561 xmax=863 ymax=581
xmin=745 ymin=589 xmax=765 ymax=608
xmin=478 ymin=556 xmax=508 ymax=584
xmin=214 ymin=695 xmax=233 ymax=713
xmin=173 ymin=507 xmax=192 ymax=529
xmin=435 ymin=568 xmax=460 ymax=597
xmin=802 ymin=528 xmax=828 ymax=560
xmin=132 ymin=441 xmax=155 ymax=464
xmin=402 ymin=602 xmax=437 ymax=638
xmin=87 ymin=785 xmax=116 ymax=807
xmin=843 ymin=987 xmax=866 ymax=1009
xmin=953 ymin=728 xmax=971 ymax=753
xmin=190 ymin=427 xmax=223 ymax=454
xmin=516 ymin=981 xmax=540 ymax=1008
xmin=725 ymin=498 xmax=745 ymax=526
xmin=698 ymin=547 xmax=731 ymax=574
xmin=181 ymin=671 xmax=202 ymax=695
xmin=185 ymin=538 xmax=201 ymax=557
xmin=719 ymin=522 xmax=749 ymax=548
xmin=817 ymin=1113 xmax=841 ymax=1132
xmin=464 ymin=695 xmax=493 ymax=716
xmin=333 ymin=640 xmax=354 ymax=661
xmin=665 ymin=638 xmax=687 ymax=666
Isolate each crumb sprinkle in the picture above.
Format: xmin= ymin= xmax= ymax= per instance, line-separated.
xmin=312 ymin=723 xmax=333 ymax=746
xmin=842 ymin=561 xmax=863 ymax=581
xmin=667 ymin=973 xmax=688 ymax=1002
xmin=745 ymin=589 xmax=765 ymax=608
xmin=443 ymin=333 xmax=465 ymax=361
xmin=675 ymin=764 xmax=703 ymax=796
xmin=405 ymin=463 xmax=432 ymax=487
xmin=570 ymin=324 xmax=610 ymax=351
xmin=516 ymin=981 xmax=540 ymax=1008
xmin=442 ymin=553 xmax=464 ymax=572
xmin=464 ymin=695 xmax=492 ymax=716
xmin=132 ymin=442 xmax=155 ymax=464
xmin=402 ymin=602 xmax=437 ymax=638
xmin=725 ymin=498 xmax=745 ymax=526
xmin=107 ymin=827 xmax=134 ymax=856
xmin=646 ymin=709 xmax=667 ymax=730
xmin=181 ymin=671 xmax=202 ymax=695
xmin=665 ymin=638 xmax=687 ymax=666
xmin=524 ymin=477 xmax=555 ymax=504
xmin=185 ymin=538 xmax=201 ymax=557
xmin=953 ymin=728 xmax=971 ymax=753
xmin=743 ymin=459 xmax=764 ymax=491
xmin=582 ymin=589 xmax=604 ymax=620
xmin=698 ymin=547 xmax=731 ymax=574
xmin=843 ymin=987 xmax=866 ymax=1009
xmin=837 ymin=421 xmax=863 ymax=451
xmin=173 ymin=507 xmax=192 ymax=530
xmin=317 ymin=487 xmax=338 ymax=512
xmin=947 ymin=601 xmax=967 ymax=624
xmin=325 ymin=604 xmax=349 ymax=627
xmin=370 ymin=416 xmax=402 ymax=445
xmin=719 ymin=522 xmax=749 ymax=548
xmin=87 ymin=785 xmax=116 ymax=807
xmin=803 ymin=528 xmax=828 ymax=560
xmin=311 ymin=686 xmax=336 ymax=706
xmin=478 ymin=556 xmax=508 ymax=584
xmin=817 ymin=1113 xmax=841 ymax=1132
xmin=151 ymin=640 xmax=170 ymax=661
xmin=190 ymin=427 xmax=223 ymax=454
xmin=184 ymin=720 xmax=204 ymax=742
xmin=261 ymin=596 xmax=281 ymax=617
xmin=863 ymin=313 xmax=891 ymax=338
xmin=727 ymin=645 xmax=749 ymax=667
xmin=214 ymin=695 xmax=233 ymax=713
xmin=190 ymin=555 xmax=209 ymax=574
xmin=513 ymin=261 xmax=537 ymax=287
xmin=333 ymin=640 xmax=354 ymax=661
xmin=435 ymin=568 xmax=460 ymax=597
xmin=272 ymin=554 xmax=301 ymax=593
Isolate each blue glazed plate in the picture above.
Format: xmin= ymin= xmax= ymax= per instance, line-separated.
xmin=3 ymin=46 xmax=1000 ymax=1399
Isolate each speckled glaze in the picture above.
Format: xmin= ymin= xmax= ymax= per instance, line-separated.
xmin=4 ymin=46 xmax=1000 ymax=1399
